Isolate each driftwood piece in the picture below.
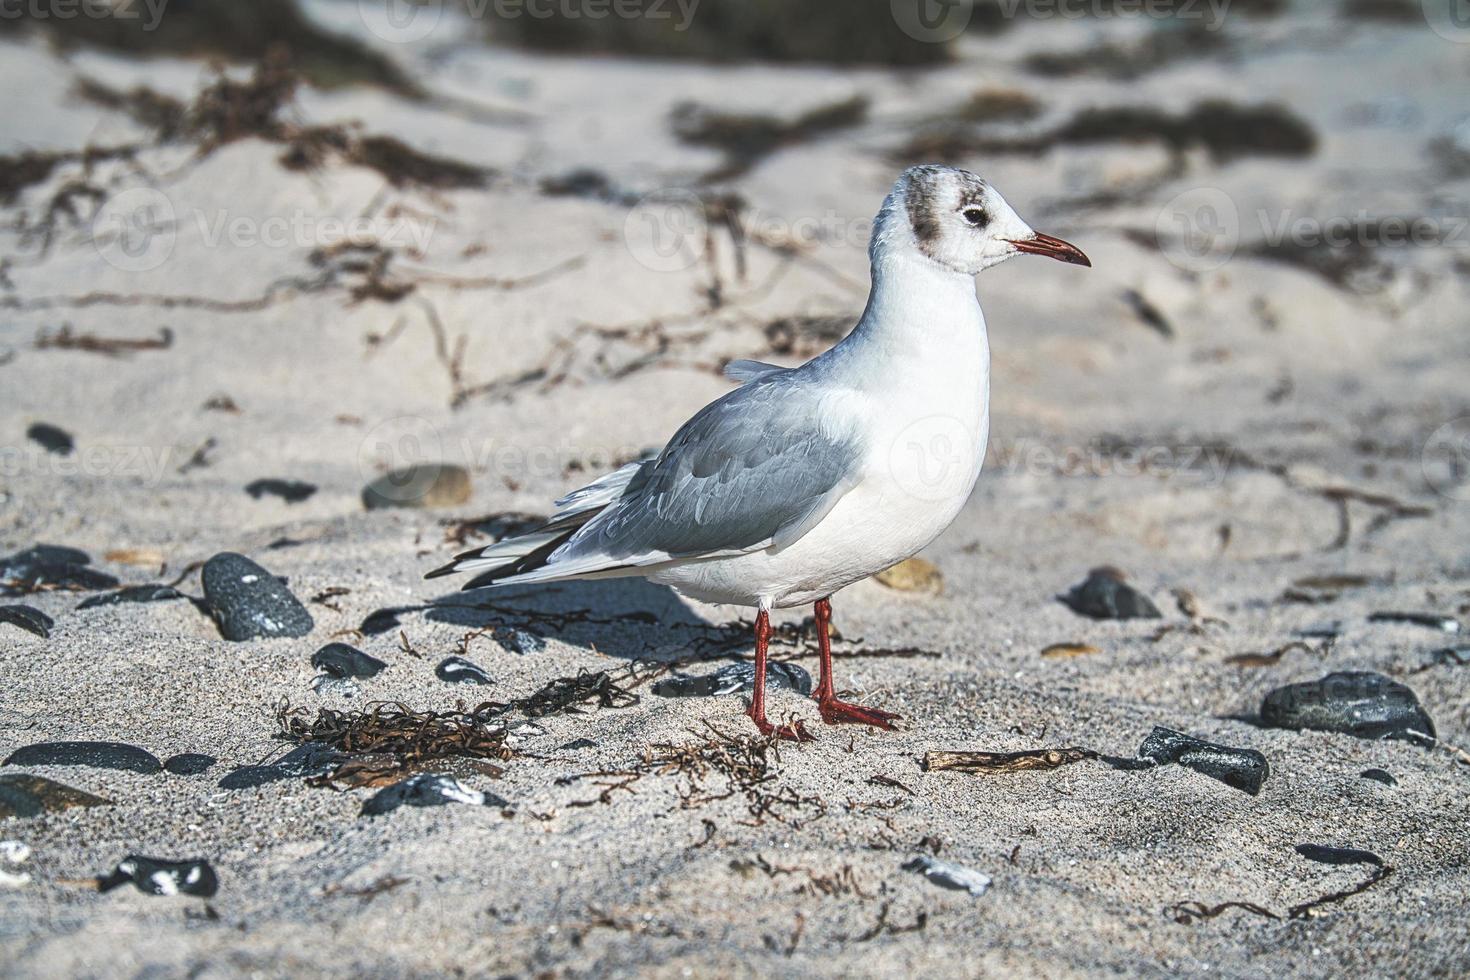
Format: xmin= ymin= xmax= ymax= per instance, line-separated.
xmin=922 ymin=747 xmax=1095 ymax=774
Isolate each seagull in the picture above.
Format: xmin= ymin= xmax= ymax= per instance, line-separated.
xmin=428 ymin=165 xmax=1089 ymax=740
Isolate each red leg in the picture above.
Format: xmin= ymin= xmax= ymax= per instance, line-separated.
xmin=813 ymin=597 xmax=900 ymax=730
xmin=747 ymin=608 xmax=812 ymax=742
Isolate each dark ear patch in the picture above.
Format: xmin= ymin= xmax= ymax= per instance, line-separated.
xmin=905 ymin=177 xmax=942 ymax=247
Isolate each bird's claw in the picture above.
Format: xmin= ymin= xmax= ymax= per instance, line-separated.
xmin=748 ymin=709 xmax=815 ymax=742
xmin=816 ymin=698 xmax=901 ymax=730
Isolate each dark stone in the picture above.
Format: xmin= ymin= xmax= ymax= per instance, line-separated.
xmin=0 ymin=604 xmax=53 ymax=638
xmin=163 ymin=753 xmax=217 ymax=776
xmin=1060 ymin=566 xmax=1162 ymax=620
xmin=0 ymin=773 xmax=111 ymax=818
xmin=245 ymin=478 xmax=318 ymax=504
xmin=1260 ymin=671 xmax=1435 ymax=745
xmin=1295 ymin=843 xmax=1383 ymax=867
xmin=311 ymin=643 xmax=386 ymax=679
xmin=0 ymin=544 xmax=116 ymax=597
xmin=218 ymin=742 xmax=344 ymax=789
xmin=9 ymin=545 xmax=91 ymax=566
xmin=26 ymin=422 xmax=74 ymax=455
xmin=77 ymin=585 xmax=185 ymax=610
xmin=201 ymin=552 xmax=313 ymax=641
xmin=559 ymin=738 xmax=599 ymax=751
xmin=3 ymin=740 xmax=162 ymax=774
xmin=97 ymin=856 xmax=218 ymax=897
xmin=361 ymin=606 xmax=415 ymax=636
xmin=652 ymin=660 xmax=813 ymax=698
xmin=540 ymin=168 xmax=617 ymax=200
xmin=499 ymin=627 xmax=547 ymax=655
xmin=435 ymin=655 xmax=492 ymax=685
xmin=1368 ymin=610 xmax=1461 ymax=633
xmin=1136 ymin=726 xmax=1268 ymax=795
xmin=360 ymin=773 xmax=507 ymax=816
xmin=1359 ymin=768 xmax=1396 ymax=786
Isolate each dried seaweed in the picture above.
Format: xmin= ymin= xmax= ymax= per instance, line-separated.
xmin=1168 ymin=900 xmax=1279 ymax=925
xmin=323 ymin=875 xmax=410 ymax=904
xmin=901 ymin=100 xmax=1316 ymax=165
xmin=636 ymin=723 xmax=825 ymax=826
xmin=1224 ymin=641 xmax=1317 ymax=668
xmin=849 ymin=902 xmax=928 ymax=942
xmin=35 ymin=325 xmax=173 ymax=357
xmin=517 ymin=670 xmax=640 ymax=718
xmin=277 ymin=702 xmax=508 ymax=759
xmin=923 ymin=748 xmax=1095 ymax=774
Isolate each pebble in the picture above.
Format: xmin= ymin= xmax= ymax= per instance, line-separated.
xmin=1259 ymin=671 xmax=1436 ymax=745
xmin=245 ymin=478 xmax=318 ymax=504
xmin=1060 ymin=566 xmax=1161 ymax=620
xmin=361 ymin=606 xmax=414 ymax=636
xmin=499 ymin=627 xmax=546 ymax=655
xmin=0 ymin=774 xmax=111 ymax=818
xmin=1136 ymin=726 xmax=1269 ymax=795
xmin=311 ymin=643 xmax=386 ymax=679
xmin=362 ymin=463 xmax=471 ymax=510
xmin=26 ymin=422 xmax=73 ymax=455
xmin=1368 ymin=611 xmax=1461 ymax=633
xmin=436 ymin=655 xmax=492 ymax=685
xmin=0 ymin=840 xmax=30 ymax=889
xmin=201 ymin=552 xmax=313 ymax=641
xmin=3 ymin=740 xmax=162 ymax=774
xmin=0 ymin=605 xmax=53 ymax=638
xmin=97 ymin=856 xmax=218 ymax=897
xmin=218 ymin=742 xmax=343 ymax=789
xmin=874 ymin=557 xmax=943 ymax=594
xmin=559 ymin=738 xmax=599 ymax=751
xmin=0 ymin=544 xmax=117 ymax=597
xmin=1295 ymin=843 xmax=1383 ymax=867
xmin=77 ymin=585 xmax=185 ymax=610
xmin=652 ymin=661 xmax=813 ymax=698
xmin=902 ymin=855 xmax=991 ymax=897
xmin=360 ymin=774 xmax=508 ymax=816
xmin=1359 ymin=768 xmax=1397 ymax=786
xmin=163 ymin=753 xmax=217 ymax=776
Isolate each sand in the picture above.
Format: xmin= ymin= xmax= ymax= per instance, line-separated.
xmin=2 ymin=2 xmax=1469 ymax=976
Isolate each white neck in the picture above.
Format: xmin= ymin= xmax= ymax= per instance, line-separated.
xmin=827 ymin=243 xmax=989 ymax=378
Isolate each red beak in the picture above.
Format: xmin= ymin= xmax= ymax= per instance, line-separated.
xmin=1008 ymin=232 xmax=1091 ymax=267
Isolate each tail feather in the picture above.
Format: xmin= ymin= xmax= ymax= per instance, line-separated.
xmin=424 ymin=459 xmax=648 ymax=588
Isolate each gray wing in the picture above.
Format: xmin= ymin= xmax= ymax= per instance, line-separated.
xmin=535 ymin=374 xmax=862 ymax=576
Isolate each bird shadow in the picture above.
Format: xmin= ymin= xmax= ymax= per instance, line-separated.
xmin=360 ymin=578 xmax=747 ymax=666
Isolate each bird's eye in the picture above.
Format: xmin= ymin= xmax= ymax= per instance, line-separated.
xmin=962 ymin=207 xmax=988 ymax=227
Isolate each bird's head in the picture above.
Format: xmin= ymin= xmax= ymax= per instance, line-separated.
xmin=875 ymin=164 xmax=1090 ymax=275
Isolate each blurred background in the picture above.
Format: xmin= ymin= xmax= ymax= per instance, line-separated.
xmin=2 ymin=0 xmax=1467 ymax=544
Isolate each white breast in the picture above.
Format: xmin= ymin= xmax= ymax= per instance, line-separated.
xmin=651 ymin=287 xmax=991 ymax=609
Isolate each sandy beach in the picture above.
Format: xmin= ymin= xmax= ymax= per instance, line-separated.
xmin=2 ymin=1 xmax=1469 ymax=976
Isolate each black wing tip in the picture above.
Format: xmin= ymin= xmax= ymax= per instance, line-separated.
xmin=424 ymin=561 xmax=462 ymax=580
